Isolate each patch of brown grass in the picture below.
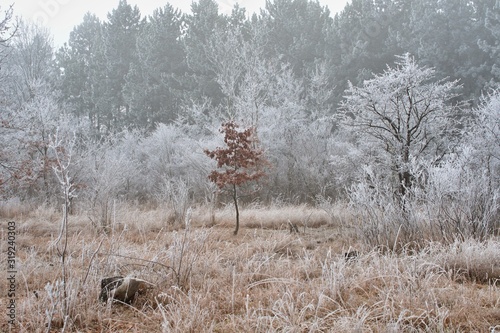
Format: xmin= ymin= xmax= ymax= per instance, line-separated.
xmin=0 ymin=198 xmax=33 ymax=219
xmin=0 ymin=205 xmax=499 ymax=332
xmin=240 ymin=204 xmax=331 ymax=230
xmin=433 ymin=239 xmax=500 ymax=284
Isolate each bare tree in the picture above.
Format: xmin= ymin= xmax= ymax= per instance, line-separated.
xmin=339 ymin=53 xmax=464 ymax=198
xmin=10 ymin=21 xmax=54 ymax=102
xmin=0 ymin=4 xmax=17 ymax=63
xmin=49 ymin=129 xmax=77 ymax=327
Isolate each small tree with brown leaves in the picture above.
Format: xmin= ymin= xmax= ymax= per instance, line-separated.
xmin=205 ymin=121 xmax=268 ymax=235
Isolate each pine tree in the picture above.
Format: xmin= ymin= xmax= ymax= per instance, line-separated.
xmin=123 ymin=4 xmax=186 ymax=129
xmin=102 ymin=0 xmax=144 ymax=130
xmin=57 ymin=13 xmax=106 ymax=136
xmin=183 ymin=0 xmax=227 ymax=104
xmin=260 ymin=0 xmax=332 ymax=76
xmin=481 ymin=0 xmax=500 ymax=90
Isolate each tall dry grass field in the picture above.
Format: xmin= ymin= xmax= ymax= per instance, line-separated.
xmin=0 ymin=204 xmax=499 ymax=332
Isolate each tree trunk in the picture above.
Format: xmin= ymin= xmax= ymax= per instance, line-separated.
xmin=232 ymin=183 xmax=239 ymax=235
xmin=398 ymin=144 xmax=412 ymax=198
xmin=398 ymin=170 xmax=412 ymax=198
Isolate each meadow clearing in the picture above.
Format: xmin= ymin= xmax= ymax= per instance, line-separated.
xmin=1 ymin=203 xmax=499 ymax=332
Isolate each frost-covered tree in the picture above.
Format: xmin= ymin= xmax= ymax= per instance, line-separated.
xmin=0 ymin=86 xmax=79 ymax=201
xmin=9 ymin=21 xmax=54 ymax=103
xmin=78 ymin=131 xmax=140 ymax=230
xmin=204 ymin=19 xmax=249 ymax=120
xmin=0 ymin=4 xmax=16 ymax=62
xmin=446 ymin=90 xmax=500 ymax=237
xmin=0 ymin=22 xmax=76 ymax=201
xmin=468 ymin=90 xmax=500 ymax=192
xmin=339 ymin=53 xmax=463 ymax=198
xmin=481 ymin=0 xmax=500 ymax=90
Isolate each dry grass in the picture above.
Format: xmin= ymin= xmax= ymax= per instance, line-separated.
xmin=0 ymin=205 xmax=499 ymax=332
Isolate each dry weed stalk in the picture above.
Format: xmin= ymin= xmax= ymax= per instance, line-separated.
xmin=48 ymin=131 xmax=77 ymax=330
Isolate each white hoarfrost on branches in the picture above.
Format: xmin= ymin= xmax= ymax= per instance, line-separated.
xmin=339 ymin=53 xmax=464 ymax=196
xmin=470 ymin=90 xmax=500 ymax=178
xmin=334 ymin=54 xmax=498 ymax=248
xmin=200 ymin=22 xmax=337 ymax=200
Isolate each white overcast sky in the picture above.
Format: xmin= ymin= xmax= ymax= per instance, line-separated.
xmin=10 ymin=0 xmax=350 ymax=47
